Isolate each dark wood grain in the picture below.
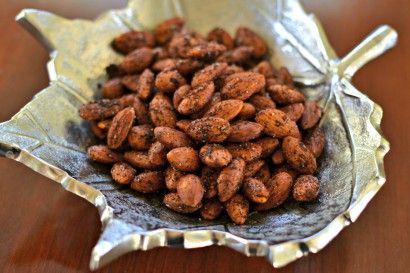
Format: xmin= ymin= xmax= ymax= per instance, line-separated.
xmin=0 ymin=1 xmax=409 ymax=272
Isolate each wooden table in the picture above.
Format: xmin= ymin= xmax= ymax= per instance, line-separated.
xmin=0 ymin=1 xmax=409 ymax=272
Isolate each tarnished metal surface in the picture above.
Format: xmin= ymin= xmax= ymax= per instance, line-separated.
xmin=0 ymin=0 xmax=395 ymax=269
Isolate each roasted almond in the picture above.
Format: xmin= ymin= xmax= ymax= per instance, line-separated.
xmin=200 ymin=199 xmax=224 ymax=220
xmin=154 ymin=126 xmax=192 ymax=149
xmin=177 ymin=174 xmax=205 ymax=207
xmin=271 ymin=149 xmax=284 ymax=164
xmin=187 ymin=117 xmax=231 ymax=143
xmin=267 ymin=84 xmax=305 ymax=105
xmin=282 ymin=136 xmax=317 ymax=174
xmin=254 ymin=171 xmax=293 ymax=211
xmin=237 ymin=102 xmax=256 ymax=120
xmin=148 ymin=141 xmax=167 ymax=167
xmin=207 ymin=27 xmax=234 ymax=50
xmin=131 ymin=96 xmax=150 ymax=125
xmin=131 ymin=171 xmax=165 ymax=193
xmin=137 ymin=68 xmax=154 ymax=100
xmin=255 ymin=108 xmax=299 ymax=138
xmin=87 ymin=145 xmax=121 ymax=164
xmin=177 ymin=82 xmax=215 ymax=115
xmin=154 ymin=69 xmax=186 ymax=93
xmin=243 ymin=178 xmax=269 ymax=203
xmin=293 ymin=175 xmax=320 ymax=201
xmin=191 ymin=62 xmax=228 ymax=87
xmin=300 ymin=101 xmax=322 ymax=129
xmin=235 ymin=27 xmax=268 ymax=58
xmin=167 ymin=147 xmax=200 ymax=172
xmin=199 ymin=144 xmax=232 ymax=168
xmin=304 ymin=126 xmax=325 ymax=158
xmin=251 ymin=60 xmax=274 ymax=78
xmin=243 ymin=159 xmax=265 ymax=179
xmin=201 ymin=167 xmax=219 ymax=199
xmin=111 ymin=162 xmax=136 ymax=185
xmin=173 ymin=85 xmax=191 ymax=109
xmin=120 ymin=47 xmax=154 ymax=74
xmin=124 ymin=150 xmax=159 ymax=170
xmin=253 ymin=162 xmax=271 ymax=184
xmin=217 ymin=158 xmax=245 ymax=202
xmin=227 ymin=121 xmax=263 ymax=142
xmin=128 ymin=125 xmax=153 ymax=150
xmin=255 ymin=137 xmax=280 ymax=158
xmin=154 ymin=17 xmax=185 ymax=44
xmin=149 ymin=93 xmax=177 ymax=128
xmin=226 ymin=142 xmax=262 ymax=162
xmin=221 ymin=72 xmax=265 ymax=101
xmin=249 ymin=95 xmax=276 ymax=111
xmin=279 ymin=103 xmax=304 ymax=122
xmin=204 ymin=99 xmax=244 ymax=121
xmin=186 ymin=42 xmax=227 ymax=60
xmin=102 ymin=78 xmax=124 ymax=99
xmin=113 ymin=30 xmax=155 ymax=54
xmin=107 ymin=107 xmax=135 ymax=149
xmin=163 ymin=192 xmax=202 ymax=214
xmin=165 ymin=167 xmax=185 ymax=191
xmin=225 ymin=194 xmax=249 ymax=225
xmin=79 ymin=99 xmax=122 ymax=121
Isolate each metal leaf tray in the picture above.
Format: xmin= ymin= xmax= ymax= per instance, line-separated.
xmin=0 ymin=0 xmax=396 ymax=270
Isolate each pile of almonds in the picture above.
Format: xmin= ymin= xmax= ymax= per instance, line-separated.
xmin=80 ymin=17 xmax=325 ymax=225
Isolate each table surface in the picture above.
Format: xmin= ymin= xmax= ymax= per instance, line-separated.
xmin=1 ymin=1 xmax=409 ymax=272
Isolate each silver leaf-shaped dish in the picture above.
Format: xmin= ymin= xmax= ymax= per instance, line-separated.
xmin=0 ymin=0 xmax=396 ymax=270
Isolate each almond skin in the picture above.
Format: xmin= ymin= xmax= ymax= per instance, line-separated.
xmin=113 ymin=30 xmax=155 ymax=54
xmin=102 ymin=78 xmax=124 ymax=99
xmin=249 ymin=95 xmax=276 ymax=111
xmin=225 ymin=194 xmax=249 ymax=225
xmin=111 ymin=162 xmax=136 ymax=185
xmin=148 ymin=141 xmax=167 ymax=167
xmin=235 ymin=27 xmax=268 ymax=58
xmin=227 ymin=121 xmax=263 ymax=142
xmin=199 ymin=144 xmax=232 ymax=168
xmin=221 ymin=72 xmax=266 ymax=101
xmin=293 ymin=175 xmax=320 ymax=201
xmin=187 ymin=117 xmax=231 ymax=143
xmin=255 ymin=108 xmax=299 ymax=138
xmin=154 ymin=69 xmax=186 ymax=93
xmin=165 ymin=167 xmax=185 ymax=191
xmin=217 ymin=158 xmax=245 ymax=202
xmin=200 ymin=199 xmax=224 ymax=220
xmin=154 ymin=127 xmax=192 ymax=149
xmin=282 ymin=136 xmax=317 ymax=174
xmin=279 ymin=103 xmax=305 ymax=122
xmin=149 ymin=93 xmax=177 ymax=128
xmin=178 ymin=82 xmax=215 ymax=115
xmin=107 ymin=107 xmax=135 ymax=149
xmin=191 ymin=62 xmax=228 ymax=87
xmin=163 ymin=192 xmax=202 ymax=214
xmin=243 ymin=178 xmax=269 ymax=203
xmin=226 ymin=142 xmax=262 ymax=162
xmin=255 ymin=137 xmax=280 ymax=158
xmin=137 ymin=68 xmax=154 ymax=100
xmin=204 ymin=99 xmax=244 ymax=121
xmin=237 ymin=102 xmax=256 ymax=120
xmin=254 ymin=171 xmax=293 ymax=211
xmin=124 ymin=151 xmax=160 ymax=170
xmin=300 ymin=101 xmax=322 ymax=129
xmin=201 ymin=167 xmax=219 ymax=199
xmin=243 ymin=159 xmax=265 ymax=179
xmin=304 ymin=127 xmax=325 ymax=158
xmin=167 ymin=147 xmax=200 ymax=172
xmin=120 ymin=47 xmax=154 ymax=74
xmin=267 ymin=84 xmax=305 ymax=104
xmin=87 ymin=145 xmax=121 ymax=164
xmin=207 ymin=27 xmax=234 ymax=50
xmin=128 ymin=125 xmax=153 ymax=150
xmin=154 ymin=17 xmax=185 ymax=45
xmin=131 ymin=171 xmax=165 ymax=193
xmin=177 ymin=174 xmax=205 ymax=207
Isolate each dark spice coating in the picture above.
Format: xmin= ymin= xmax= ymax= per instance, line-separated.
xmin=81 ymin=19 xmax=325 ymax=224
xmin=293 ymin=175 xmax=320 ymax=201
xmin=131 ymin=171 xmax=165 ymax=193
xmin=199 ymin=144 xmax=232 ymax=168
xmin=107 ymin=107 xmax=135 ymax=149
xmin=127 ymin=125 xmax=153 ymax=150
xmin=282 ymin=136 xmax=317 ymax=174
xmin=217 ymin=158 xmax=246 ymax=202
xmin=200 ymin=199 xmax=224 ymax=220
xmin=111 ymin=162 xmax=136 ymax=185
xmin=243 ymin=178 xmax=269 ymax=204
